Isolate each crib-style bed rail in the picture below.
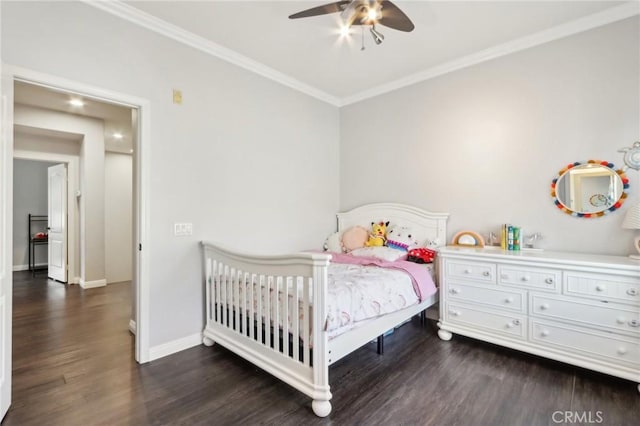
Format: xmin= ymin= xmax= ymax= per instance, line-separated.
xmin=201 ymin=241 xmax=334 ymax=417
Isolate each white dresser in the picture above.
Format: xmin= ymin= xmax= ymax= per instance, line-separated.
xmin=437 ymin=247 xmax=640 ymax=388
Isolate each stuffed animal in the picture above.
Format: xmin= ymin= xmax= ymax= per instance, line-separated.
xmin=365 ymin=221 xmax=389 ymax=247
xmin=407 ymin=247 xmax=437 ymax=264
xmin=386 ymin=225 xmax=419 ymax=251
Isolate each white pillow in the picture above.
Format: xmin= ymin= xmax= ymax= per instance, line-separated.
xmin=349 ymin=246 xmax=407 ymax=262
xmin=323 ymin=231 xmax=343 ymax=253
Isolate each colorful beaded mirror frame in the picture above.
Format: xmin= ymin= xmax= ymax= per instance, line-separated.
xmin=551 ymin=160 xmax=629 ymax=218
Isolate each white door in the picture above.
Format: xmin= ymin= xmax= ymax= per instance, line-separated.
xmin=48 ymin=164 xmax=67 ymax=283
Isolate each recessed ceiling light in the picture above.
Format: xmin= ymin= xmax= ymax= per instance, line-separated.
xmin=113 ymin=133 xmax=123 ymax=140
xmin=69 ymin=99 xmax=84 ymax=107
xmin=129 ymin=149 xmax=134 ymax=153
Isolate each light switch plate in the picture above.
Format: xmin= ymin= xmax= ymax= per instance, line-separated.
xmin=174 ymin=223 xmax=193 ymax=236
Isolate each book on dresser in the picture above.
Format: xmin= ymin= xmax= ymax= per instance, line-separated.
xmin=436 ymin=246 xmax=640 ymax=391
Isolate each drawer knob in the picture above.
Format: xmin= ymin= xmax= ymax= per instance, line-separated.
xmin=540 ymin=329 xmax=550 ymax=337
xmin=505 ymin=297 xmax=514 ymax=304
xmin=506 ymin=319 xmax=520 ymax=329
xmin=545 ymin=278 xmax=554 ymax=285
xmin=482 ymin=271 xmax=491 ymax=277
xmin=616 ymin=317 xmax=626 ymax=325
xmin=540 ymin=303 xmax=549 ymax=310
xmin=449 ymin=288 xmax=460 ymax=295
xmin=627 ymin=288 xmax=638 ymax=296
xmin=501 ymin=274 xmax=509 ymax=280
xmin=449 ymin=310 xmax=461 ymax=317
xmin=617 ymin=347 xmax=627 ymax=355
xmin=596 ymin=285 xmax=606 ymax=292
xmin=521 ymin=276 xmax=530 ymax=282
xmin=464 ymin=269 xmax=472 ymax=274
xmin=629 ymin=319 xmax=640 ymax=328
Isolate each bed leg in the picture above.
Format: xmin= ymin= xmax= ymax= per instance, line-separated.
xmin=377 ymin=335 xmax=384 ymax=355
xmin=420 ymin=310 xmax=426 ymax=325
xmin=312 ymin=399 xmax=332 ymax=417
xmin=202 ymin=335 xmax=215 ymax=346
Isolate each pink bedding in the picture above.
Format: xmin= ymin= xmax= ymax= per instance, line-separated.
xmin=329 ymin=252 xmax=437 ymax=301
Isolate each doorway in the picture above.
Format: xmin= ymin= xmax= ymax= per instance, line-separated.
xmin=12 ymin=81 xmax=135 ymax=287
xmin=0 ymin=68 xmax=151 ymax=380
xmin=1 ymin=69 xmax=152 ymax=420
xmin=12 ymin=159 xmax=59 ymax=276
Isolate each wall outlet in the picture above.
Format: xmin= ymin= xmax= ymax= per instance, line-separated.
xmin=174 ymin=223 xmax=193 ymax=236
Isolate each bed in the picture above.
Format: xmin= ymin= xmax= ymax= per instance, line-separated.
xmin=201 ymin=203 xmax=449 ymax=417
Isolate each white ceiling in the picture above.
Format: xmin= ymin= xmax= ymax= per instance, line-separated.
xmin=120 ymin=0 xmax=636 ymax=104
xmin=14 ymin=81 xmax=134 ymax=153
xmin=13 ymin=1 xmax=637 ymax=125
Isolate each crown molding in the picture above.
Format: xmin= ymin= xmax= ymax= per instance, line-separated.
xmin=84 ymin=1 xmax=638 ymax=108
xmin=341 ymin=1 xmax=640 ymax=106
xmin=83 ymin=0 xmax=341 ymax=106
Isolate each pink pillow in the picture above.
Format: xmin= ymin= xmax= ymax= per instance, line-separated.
xmin=340 ymin=226 xmax=369 ymax=252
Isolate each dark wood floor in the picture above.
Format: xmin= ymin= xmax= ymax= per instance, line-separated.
xmin=3 ymin=271 xmax=638 ymax=425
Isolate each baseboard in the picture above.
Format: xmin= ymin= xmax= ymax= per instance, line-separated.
xmin=79 ymin=278 xmax=107 ymax=289
xmin=12 ymin=263 xmax=46 ymax=272
xmin=70 ymin=276 xmax=81 ymax=285
xmin=148 ymin=332 xmax=202 ymax=362
xmin=129 ymin=319 xmax=136 ymax=335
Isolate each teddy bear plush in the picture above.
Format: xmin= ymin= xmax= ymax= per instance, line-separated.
xmin=365 ymin=221 xmax=389 ymax=247
xmin=386 ymin=225 xmax=419 ymax=251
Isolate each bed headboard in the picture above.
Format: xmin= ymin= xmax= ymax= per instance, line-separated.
xmin=336 ymin=203 xmax=449 ymax=248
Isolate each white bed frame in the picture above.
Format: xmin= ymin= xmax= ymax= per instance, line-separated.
xmin=201 ymin=203 xmax=448 ymax=417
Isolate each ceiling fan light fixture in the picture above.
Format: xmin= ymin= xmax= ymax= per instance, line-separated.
xmin=366 ymin=4 xmax=381 ymax=22
xmin=289 ymin=0 xmax=414 ymax=48
xmin=370 ymin=25 xmax=384 ymax=45
xmin=340 ymin=0 xmax=360 ymax=26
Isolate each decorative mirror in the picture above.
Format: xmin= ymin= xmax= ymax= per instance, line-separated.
xmin=551 ymin=160 xmax=629 ymax=218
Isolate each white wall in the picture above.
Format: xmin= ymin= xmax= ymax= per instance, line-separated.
xmin=12 ymin=159 xmax=57 ymax=270
xmin=340 ymin=17 xmax=640 ymax=256
xmin=105 ymin=152 xmax=132 ymax=284
xmin=1 ymin=2 xmax=340 ymax=347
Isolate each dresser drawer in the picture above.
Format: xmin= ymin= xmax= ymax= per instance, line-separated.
xmin=445 ymin=303 xmax=526 ymax=339
xmin=564 ymin=272 xmax=640 ymax=305
xmin=498 ymin=265 xmax=560 ymax=292
xmin=531 ymin=320 xmax=640 ymax=367
xmin=531 ymin=294 xmax=640 ymax=335
xmin=445 ymin=260 xmax=496 ymax=284
xmin=447 ymin=283 xmax=525 ymax=313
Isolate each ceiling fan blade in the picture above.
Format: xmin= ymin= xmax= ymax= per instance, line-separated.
xmin=289 ymin=1 xmax=351 ymax=19
xmin=378 ymin=0 xmax=415 ymax=32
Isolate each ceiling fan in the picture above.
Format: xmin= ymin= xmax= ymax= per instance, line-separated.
xmin=288 ymin=0 xmax=414 ymax=48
